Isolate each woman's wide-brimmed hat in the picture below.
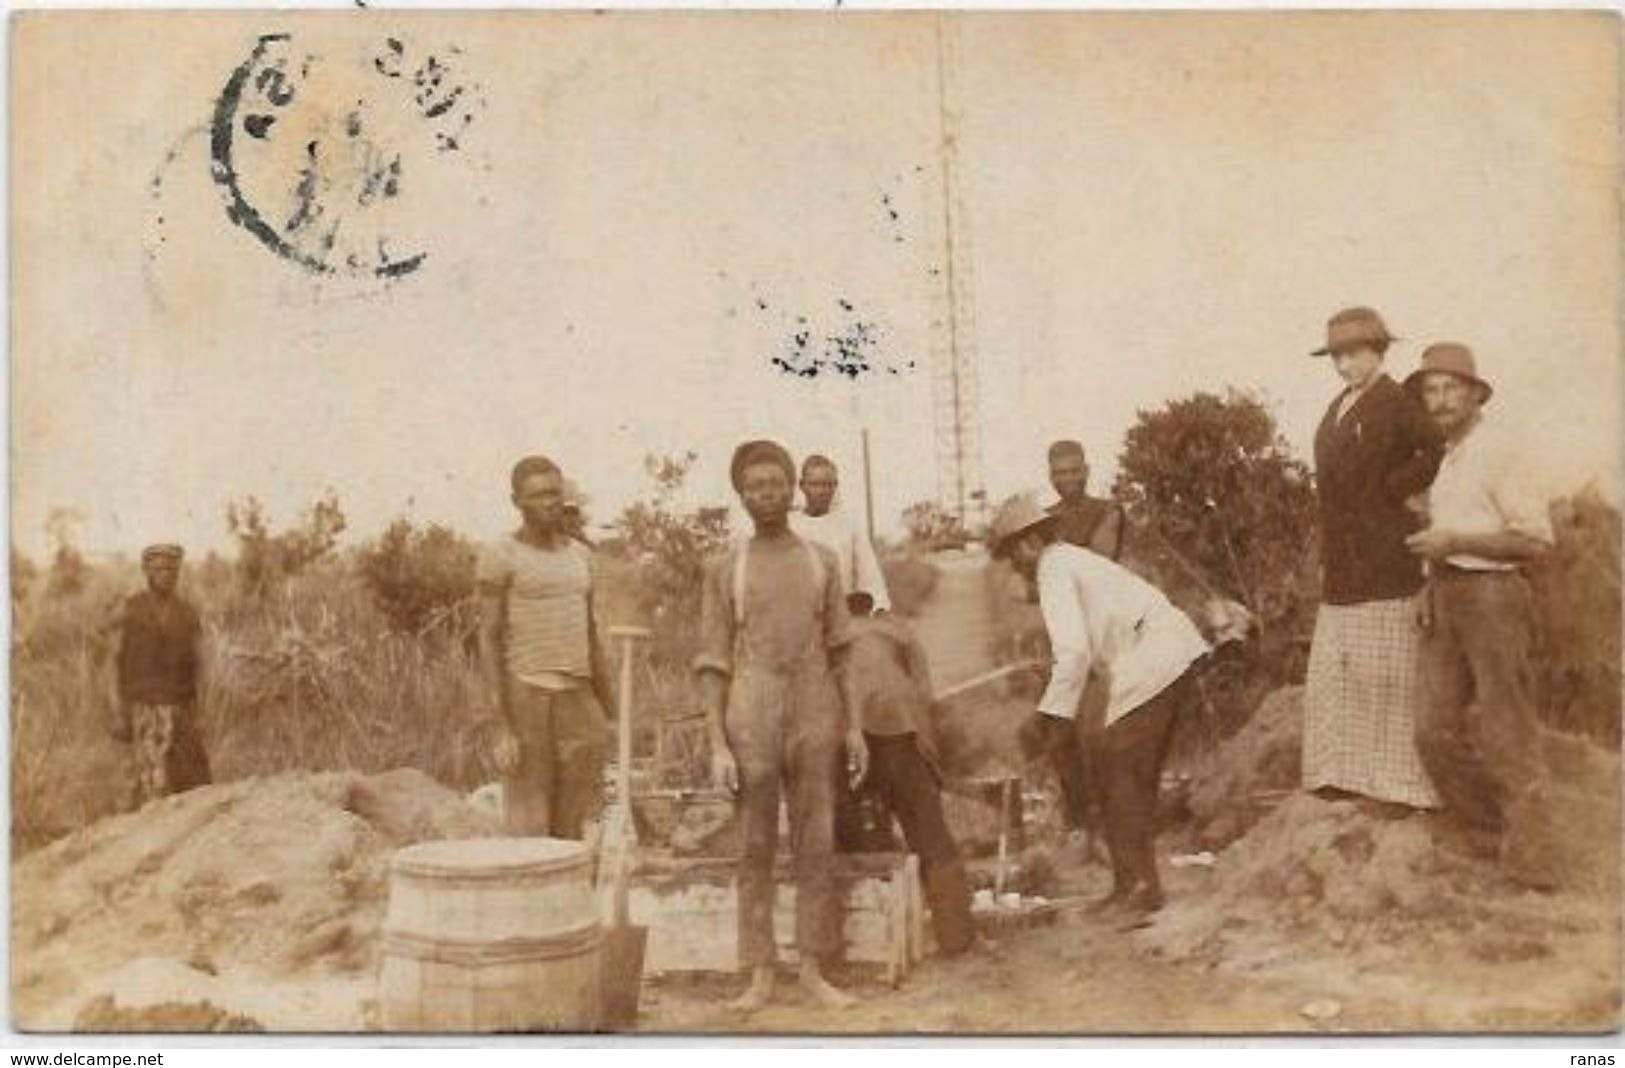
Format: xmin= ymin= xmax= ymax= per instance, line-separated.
xmin=1404 ymin=342 xmax=1494 ymax=404
xmin=1311 ymin=306 xmax=1397 ymax=357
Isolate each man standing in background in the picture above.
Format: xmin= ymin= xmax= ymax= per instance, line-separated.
xmin=794 ymin=454 xmax=891 ymax=614
xmin=1047 ymin=439 xmax=1127 ymax=561
xmin=475 ymin=455 xmax=615 ymax=840
xmin=112 ymin=543 xmax=212 ymax=806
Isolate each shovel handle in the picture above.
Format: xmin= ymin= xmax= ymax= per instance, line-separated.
xmin=611 ymin=627 xmax=650 ymax=926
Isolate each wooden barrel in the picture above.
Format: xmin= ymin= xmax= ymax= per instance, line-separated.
xmin=379 ymin=837 xmax=603 ymax=1032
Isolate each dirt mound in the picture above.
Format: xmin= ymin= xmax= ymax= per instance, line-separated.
xmin=1143 ymin=786 xmax=1621 ymax=1028
xmin=11 ymin=768 xmax=498 ymax=1031
xmin=74 ymin=994 xmax=264 ymax=1033
xmin=1183 ymin=685 xmax=1303 ymax=849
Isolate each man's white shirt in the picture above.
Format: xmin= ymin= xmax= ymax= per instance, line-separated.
xmin=1035 ymin=542 xmax=1208 ymax=728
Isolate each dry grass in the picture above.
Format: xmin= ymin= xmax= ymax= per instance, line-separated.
xmin=10 ymin=557 xmax=494 ymax=853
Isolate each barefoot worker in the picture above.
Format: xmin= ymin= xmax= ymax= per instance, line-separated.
xmin=993 ymin=493 xmax=1209 ymax=918
xmin=111 ymin=543 xmax=212 ymax=806
xmin=1405 ymin=344 xmax=1557 ymax=890
xmin=474 ymin=455 xmax=615 ymax=839
xmin=696 ymin=439 xmax=866 ymax=1013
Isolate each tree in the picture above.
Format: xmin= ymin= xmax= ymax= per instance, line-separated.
xmin=612 ymin=452 xmax=732 ymax=665
xmin=357 ymin=519 xmax=478 ymax=636
xmin=1114 ymin=390 xmax=1319 ymax=731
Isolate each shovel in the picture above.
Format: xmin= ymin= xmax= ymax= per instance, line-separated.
xmin=601 ymin=625 xmax=651 ymax=1031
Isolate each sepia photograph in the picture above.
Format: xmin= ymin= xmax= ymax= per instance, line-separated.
xmin=7 ymin=9 xmax=1621 ymax=1036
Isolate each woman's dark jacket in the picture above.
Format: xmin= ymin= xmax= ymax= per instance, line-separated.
xmin=1314 ymin=373 xmax=1445 ymax=605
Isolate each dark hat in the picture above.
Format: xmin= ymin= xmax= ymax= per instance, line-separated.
xmin=141 ymin=543 xmax=184 ymax=565
xmin=1405 ymin=342 xmax=1493 ymax=403
xmin=729 ymin=439 xmax=795 ymax=492
xmin=1312 ymin=306 xmax=1397 ymax=357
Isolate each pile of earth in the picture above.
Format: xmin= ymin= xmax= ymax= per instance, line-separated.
xmin=1140 ymin=686 xmax=1622 ymax=1030
xmin=11 ymin=768 xmax=499 ymax=1031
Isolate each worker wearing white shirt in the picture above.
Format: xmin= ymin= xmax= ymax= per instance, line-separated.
xmin=793 ymin=454 xmax=892 ymax=614
xmin=992 ymin=493 xmax=1209 ymax=917
xmin=1404 ymin=343 xmax=1556 ymax=891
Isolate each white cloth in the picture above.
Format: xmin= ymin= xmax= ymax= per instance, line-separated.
xmin=792 ymin=504 xmax=891 ymax=612
xmin=1035 ymin=542 xmax=1209 ymax=728
xmin=1302 ymin=598 xmax=1439 ymax=808
xmin=1428 ymin=414 xmax=1554 ymax=571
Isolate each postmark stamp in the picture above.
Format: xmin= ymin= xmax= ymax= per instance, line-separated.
xmin=208 ymin=31 xmax=487 ymax=280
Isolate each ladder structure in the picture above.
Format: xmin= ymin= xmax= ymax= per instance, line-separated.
xmin=929 ymin=14 xmax=990 ymax=533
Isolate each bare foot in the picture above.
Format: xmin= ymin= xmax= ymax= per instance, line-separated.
xmin=727 ymin=966 xmax=776 ymax=1014
xmin=800 ymin=964 xmax=857 ymax=1010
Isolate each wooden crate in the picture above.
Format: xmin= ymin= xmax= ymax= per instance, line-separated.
xmin=615 ymin=852 xmax=923 ymax=985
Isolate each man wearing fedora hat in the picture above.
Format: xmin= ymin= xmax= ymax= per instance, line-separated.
xmin=991 ymin=493 xmax=1209 ymax=917
xmin=1404 ymin=343 xmax=1557 ymax=888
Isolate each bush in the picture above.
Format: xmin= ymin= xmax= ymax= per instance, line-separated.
xmin=610 ymin=452 xmax=733 ymax=668
xmin=901 ymin=500 xmax=970 ymax=552
xmin=356 ymin=520 xmax=477 ymax=636
xmin=225 ymin=492 xmax=347 ymax=598
xmin=1530 ymin=489 xmax=1621 ymax=747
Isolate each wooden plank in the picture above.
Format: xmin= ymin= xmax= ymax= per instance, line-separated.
xmin=617 ymin=853 xmax=911 ymax=976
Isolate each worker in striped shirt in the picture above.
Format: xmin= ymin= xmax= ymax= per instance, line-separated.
xmin=475 ymin=455 xmax=615 ymax=840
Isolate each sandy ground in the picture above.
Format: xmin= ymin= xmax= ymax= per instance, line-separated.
xmin=10 ymin=691 xmax=1620 ymax=1035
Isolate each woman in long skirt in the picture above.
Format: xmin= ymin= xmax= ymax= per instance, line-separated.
xmin=1303 ymin=307 xmax=1445 ymax=810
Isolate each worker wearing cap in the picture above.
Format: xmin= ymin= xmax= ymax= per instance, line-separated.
xmin=992 ymin=494 xmax=1209 ymax=917
xmin=1403 ymin=344 xmax=1556 ymax=889
xmin=475 ymin=455 xmax=614 ymax=841
xmin=696 ymin=439 xmax=865 ymax=1013
xmin=112 ymin=544 xmax=211 ymax=805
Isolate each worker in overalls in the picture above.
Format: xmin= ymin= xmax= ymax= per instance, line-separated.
xmin=696 ymin=439 xmax=867 ymax=1014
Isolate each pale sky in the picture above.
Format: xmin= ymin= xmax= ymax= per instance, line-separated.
xmin=12 ymin=12 xmax=1621 ymax=558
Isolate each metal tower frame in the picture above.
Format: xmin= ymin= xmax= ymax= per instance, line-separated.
xmin=930 ymin=14 xmax=989 ymax=532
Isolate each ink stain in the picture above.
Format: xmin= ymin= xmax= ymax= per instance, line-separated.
xmin=765 ymin=297 xmax=912 ymax=381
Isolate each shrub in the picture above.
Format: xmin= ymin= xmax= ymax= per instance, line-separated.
xmin=1114 ymin=389 xmax=1319 ymax=735
xmin=611 ymin=452 xmax=733 ymax=668
xmin=901 ymin=500 xmax=969 ymax=552
xmin=356 ymin=520 xmax=477 ymax=636
xmin=225 ymin=492 xmax=347 ymax=598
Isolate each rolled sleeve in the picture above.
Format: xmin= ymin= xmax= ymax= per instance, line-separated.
xmin=692 ymin=554 xmax=735 ymax=678
xmin=1036 ymin=553 xmax=1093 ymax=719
